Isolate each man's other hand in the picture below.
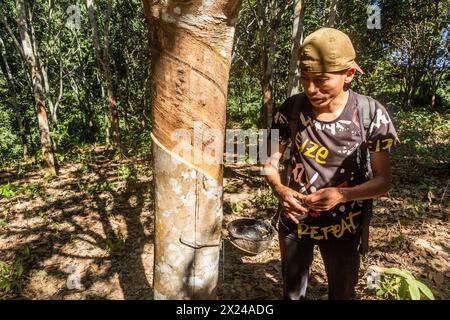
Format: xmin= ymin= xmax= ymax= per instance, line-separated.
xmin=304 ymin=187 xmax=346 ymax=211
xmin=275 ymin=185 xmax=309 ymax=224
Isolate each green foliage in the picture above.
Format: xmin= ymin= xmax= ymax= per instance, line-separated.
xmin=77 ymin=179 xmax=97 ymax=196
xmin=0 ymin=0 xmax=447 ymax=168
xmin=0 ymin=108 xmax=23 ymax=163
xmin=77 ymin=178 xmax=113 ymax=196
xmin=230 ymin=202 xmax=244 ymax=214
xmin=51 ymin=222 xmax=61 ymax=231
xmin=0 ymin=183 xmax=43 ymax=199
xmin=253 ymin=187 xmax=279 ymax=208
xmin=405 ymin=199 xmax=426 ymax=217
xmin=117 ymin=165 xmax=137 ymax=184
xmin=0 ymin=219 xmax=7 ymax=228
xmin=375 ymin=268 xmax=435 ymax=300
xmin=393 ymin=110 xmax=450 ymax=173
xmin=69 ymin=232 xmax=78 ymax=242
xmin=0 ymin=259 xmax=25 ymax=293
xmin=0 ymin=184 xmax=17 ymax=197
xmin=105 ymin=236 xmax=125 ymax=253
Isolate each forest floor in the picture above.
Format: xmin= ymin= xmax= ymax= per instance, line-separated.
xmin=0 ymin=145 xmax=449 ymax=300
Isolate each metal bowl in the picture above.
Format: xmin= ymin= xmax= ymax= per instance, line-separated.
xmin=227 ymin=218 xmax=276 ymax=255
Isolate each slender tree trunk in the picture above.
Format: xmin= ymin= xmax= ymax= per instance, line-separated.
xmin=326 ymin=0 xmax=338 ymax=27
xmin=98 ymin=73 xmax=111 ymax=145
xmin=430 ymin=0 xmax=440 ymax=109
xmin=287 ymin=0 xmax=305 ymax=97
xmin=259 ymin=0 xmax=277 ymax=129
xmin=25 ymin=2 xmax=57 ymax=126
xmin=0 ymin=36 xmax=28 ymax=159
xmin=86 ymin=0 xmax=121 ymax=149
xmin=144 ymin=0 xmax=242 ymax=300
xmin=15 ymin=0 xmax=56 ymax=175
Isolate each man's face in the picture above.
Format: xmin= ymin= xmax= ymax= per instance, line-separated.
xmin=300 ymin=69 xmax=355 ymax=108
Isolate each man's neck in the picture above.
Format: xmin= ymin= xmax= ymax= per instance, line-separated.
xmin=313 ymin=89 xmax=349 ymax=119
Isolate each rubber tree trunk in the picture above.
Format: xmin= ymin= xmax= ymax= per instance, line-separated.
xmin=287 ymin=0 xmax=305 ymax=97
xmin=86 ymin=0 xmax=121 ymax=149
xmin=143 ymin=0 xmax=242 ymax=300
xmin=259 ymin=0 xmax=277 ymax=129
xmin=326 ymin=0 xmax=338 ymax=27
xmin=15 ymin=0 xmax=56 ymax=175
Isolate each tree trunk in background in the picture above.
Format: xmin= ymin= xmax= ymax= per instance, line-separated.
xmin=144 ymin=0 xmax=242 ymax=300
xmin=15 ymin=0 xmax=56 ymax=175
xmin=326 ymin=0 xmax=338 ymax=27
xmin=287 ymin=0 xmax=305 ymax=97
xmin=86 ymin=0 xmax=121 ymax=149
xmin=260 ymin=0 xmax=277 ymax=129
xmin=25 ymin=1 xmax=58 ymax=127
xmin=0 ymin=36 xmax=28 ymax=159
xmin=430 ymin=0 xmax=440 ymax=109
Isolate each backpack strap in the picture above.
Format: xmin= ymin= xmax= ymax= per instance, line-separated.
xmin=355 ymin=93 xmax=372 ymax=142
xmin=274 ymin=93 xmax=306 ymax=232
xmin=281 ymin=93 xmax=306 ymax=186
xmin=354 ymin=92 xmax=376 ymax=255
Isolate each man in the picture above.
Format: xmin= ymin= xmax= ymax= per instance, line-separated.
xmin=264 ymin=28 xmax=400 ymax=300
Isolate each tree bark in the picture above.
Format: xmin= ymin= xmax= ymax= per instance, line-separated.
xmin=287 ymin=0 xmax=305 ymax=97
xmin=86 ymin=0 xmax=121 ymax=149
xmin=15 ymin=0 xmax=56 ymax=175
xmin=326 ymin=0 xmax=338 ymax=27
xmin=25 ymin=1 xmax=58 ymax=126
xmin=259 ymin=0 xmax=277 ymax=129
xmin=144 ymin=0 xmax=242 ymax=300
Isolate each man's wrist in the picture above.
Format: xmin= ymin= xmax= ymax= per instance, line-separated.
xmin=338 ymin=188 xmax=351 ymax=203
xmin=273 ymin=183 xmax=285 ymax=196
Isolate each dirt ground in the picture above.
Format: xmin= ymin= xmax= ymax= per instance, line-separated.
xmin=0 ymin=146 xmax=448 ymax=300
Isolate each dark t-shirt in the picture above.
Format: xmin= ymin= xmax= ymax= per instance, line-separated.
xmin=271 ymin=89 xmax=400 ymax=241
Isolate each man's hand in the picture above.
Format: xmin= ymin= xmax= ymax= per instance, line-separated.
xmin=304 ymin=187 xmax=346 ymax=211
xmin=275 ymin=185 xmax=309 ymax=224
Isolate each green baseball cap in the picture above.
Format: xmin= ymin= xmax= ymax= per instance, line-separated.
xmin=299 ymin=27 xmax=364 ymax=74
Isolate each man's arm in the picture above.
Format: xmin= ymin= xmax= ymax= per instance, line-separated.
xmin=304 ymin=151 xmax=391 ymax=211
xmin=264 ymin=143 xmax=309 ymax=224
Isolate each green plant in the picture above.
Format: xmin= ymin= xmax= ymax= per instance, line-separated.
xmin=390 ymin=234 xmax=405 ymax=249
xmin=43 ymin=173 xmax=56 ymax=183
xmin=105 ymin=236 xmax=125 ymax=253
xmin=38 ymin=211 xmax=46 ymax=220
xmin=253 ymin=188 xmax=279 ymax=208
xmin=21 ymin=246 xmax=31 ymax=259
xmin=117 ymin=165 xmax=137 ymax=183
xmin=77 ymin=179 xmax=97 ymax=196
xmin=374 ymin=267 xmax=435 ymax=300
xmin=98 ymin=180 xmax=113 ymax=192
xmin=0 ymin=219 xmax=7 ymax=228
xmin=230 ymin=202 xmax=244 ymax=214
xmin=0 ymin=259 xmax=25 ymax=293
xmin=69 ymin=232 xmax=78 ymax=242
xmin=55 ymin=153 xmax=66 ymax=163
xmin=51 ymin=222 xmax=60 ymax=230
xmin=21 ymin=184 xmax=41 ymax=195
xmin=0 ymin=184 xmax=17 ymax=197
xmin=406 ymin=199 xmax=426 ymax=217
